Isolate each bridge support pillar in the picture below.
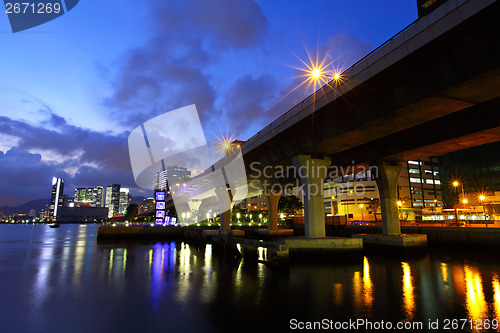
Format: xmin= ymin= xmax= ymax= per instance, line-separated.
xmin=215 ymin=187 xmax=233 ymax=232
xmin=263 ymin=188 xmax=281 ymax=231
xmin=293 ymin=155 xmax=331 ymax=238
xmin=376 ymin=162 xmax=402 ymax=235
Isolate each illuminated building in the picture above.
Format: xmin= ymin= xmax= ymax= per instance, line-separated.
xmin=440 ymin=141 xmax=500 ymax=205
xmin=324 ymin=157 xmax=443 ymax=222
xmin=416 ymin=0 xmax=448 ymax=18
xmin=105 ymin=184 xmax=121 ymax=217
xmin=154 ymin=165 xmax=191 ymax=192
xmin=118 ymin=188 xmax=131 ymax=214
xmin=74 ymin=186 xmax=105 ymax=207
xmin=49 ymin=177 xmax=64 ymax=219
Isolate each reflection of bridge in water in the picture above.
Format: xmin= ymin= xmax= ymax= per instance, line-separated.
xmin=170 ymin=0 xmax=500 ymax=249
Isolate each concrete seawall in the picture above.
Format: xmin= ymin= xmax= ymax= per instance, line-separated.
xmin=333 ymin=225 xmax=500 ymax=247
xmin=97 ymin=225 xmax=184 ymax=239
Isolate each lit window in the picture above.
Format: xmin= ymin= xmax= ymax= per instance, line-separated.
xmin=410 ymin=178 xmax=421 ymax=183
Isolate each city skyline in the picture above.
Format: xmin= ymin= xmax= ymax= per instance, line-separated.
xmin=0 ymin=0 xmax=417 ymax=206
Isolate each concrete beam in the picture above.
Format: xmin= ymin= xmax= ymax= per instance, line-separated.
xmin=292 ymin=155 xmax=331 ymax=238
xmin=375 ymin=162 xmax=402 ymax=235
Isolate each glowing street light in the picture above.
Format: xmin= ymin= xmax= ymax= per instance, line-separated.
xmin=478 ymin=194 xmax=488 ymax=224
xmin=397 ymin=201 xmax=403 ymax=222
xmin=359 ymin=204 xmax=364 ymax=222
xmin=462 ymin=198 xmax=468 ymax=204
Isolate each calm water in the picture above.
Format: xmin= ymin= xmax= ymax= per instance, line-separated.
xmin=1 ymin=224 xmax=500 ymax=332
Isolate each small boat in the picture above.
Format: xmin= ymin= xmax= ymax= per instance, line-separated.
xmin=49 ymin=223 xmax=60 ymax=228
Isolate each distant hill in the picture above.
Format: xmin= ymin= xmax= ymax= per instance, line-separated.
xmin=0 ymin=198 xmax=49 ymax=216
xmin=131 ymin=196 xmax=146 ymax=205
xmin=0 ymin=196 xmax=148 ymax=217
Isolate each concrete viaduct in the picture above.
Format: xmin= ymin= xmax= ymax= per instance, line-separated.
xmin=171 ymin=0 xmax=500 ymax=247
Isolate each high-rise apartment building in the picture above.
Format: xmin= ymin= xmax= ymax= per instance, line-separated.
xmin=105 ymin=184 xmax=121 ymax=217
xmin=74 ymin=186 xmax=105 ymax=207
xmin=118 ymin=188 xmax=131 ymax=214
xmin=154 ymin=165 xmax=191 ymax=192
xmin=49 ymin=177 xmax=64 ymax=219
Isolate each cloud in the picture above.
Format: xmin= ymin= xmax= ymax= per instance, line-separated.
xmin=0 ymin=148 xmax=69 ymax=206
xmin=219 ymin=34 xmax=373 ymax=140
xmin=104 ymin=0 xmax=270 ymax=137
xmin=221 ymin=74 xmax=279 ymax=138
xmin=0 ymin=113 xmax=141 ymax=207
xmin=320 ymin=34 xmax=373 ymax=70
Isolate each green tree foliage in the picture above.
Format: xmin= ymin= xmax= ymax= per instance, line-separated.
xmin=278 ymin=195 xmax=303 ymax=218
xmin=365 ymin=198 xmax=380 ymax=222
xmin=124 ymin=204 xmax=138 ymax=220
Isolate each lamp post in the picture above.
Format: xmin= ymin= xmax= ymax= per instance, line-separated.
xmin=461 ymin=198 xmax=469 ymax=226
xmin=452 ymin=180 xmax=465 ymax=225
xmin=359 ymin=204 xmax=364 ymax=222
xmin=397 ymin=200 xmax=403 ymax=223
xmin=479 ymin=195 xmax=487 ymax=226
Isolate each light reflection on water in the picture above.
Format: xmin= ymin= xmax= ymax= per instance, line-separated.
xmin=464 ymin=265 xmax=489 ymax=321
xmin=401 ymin=261 xmax=416 ymax=321
xmin=2 ymin=224 xmax=500 ymax=332
xmin=493 ymin=275 xmax=500 ymax=320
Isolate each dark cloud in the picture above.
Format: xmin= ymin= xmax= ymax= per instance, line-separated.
xmin=104 ymin=0 xmax=269 ymax=135
xmin=0 ymin=114 xmax=143 ymax=207
xmin=0 ymin=148 xmax=69 ymax=206
xmin=0 ymin=0 xmax=374 ymax=208
xmin=150 ymin=0 xmax=267 ymax=49
xmin=222 ymin=74 xmax=279 ymax=138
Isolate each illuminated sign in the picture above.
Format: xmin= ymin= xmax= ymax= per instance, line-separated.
xmin=154 ymin=190 xmax=176 ymax=225
xmin=155 ymin=191 xmax=165 ymax=201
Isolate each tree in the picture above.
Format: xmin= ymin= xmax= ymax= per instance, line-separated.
xmin=365 ymin=198 xmax=380 ymax=222
xmin=124 ymin=204 xmax=138 ymax=220
xmin=278 ymin=195 xmax=303 ymax=218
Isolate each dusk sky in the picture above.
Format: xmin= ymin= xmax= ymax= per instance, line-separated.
xmin=0 ymin=0 xmax=417 ymax=206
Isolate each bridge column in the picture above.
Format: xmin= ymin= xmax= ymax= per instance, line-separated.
xmin=187 ymin=200 xmax=202 ymax=223
xmin=376 ymin=162 xmax=402 ymax=235
xmin=293 ymin=155 xmax=331 ymax=238
xmin=263 ymin=188 xmax=281 ymax=231
xmin=215 ymin=187 xmax=232 ymax=232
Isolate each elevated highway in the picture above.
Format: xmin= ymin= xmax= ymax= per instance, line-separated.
xmin=174 ymin=0 xmax=500 ymax=241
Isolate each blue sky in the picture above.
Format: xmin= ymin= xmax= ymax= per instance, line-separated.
xmin=0 ymin=0 xmax=417 ymax=206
